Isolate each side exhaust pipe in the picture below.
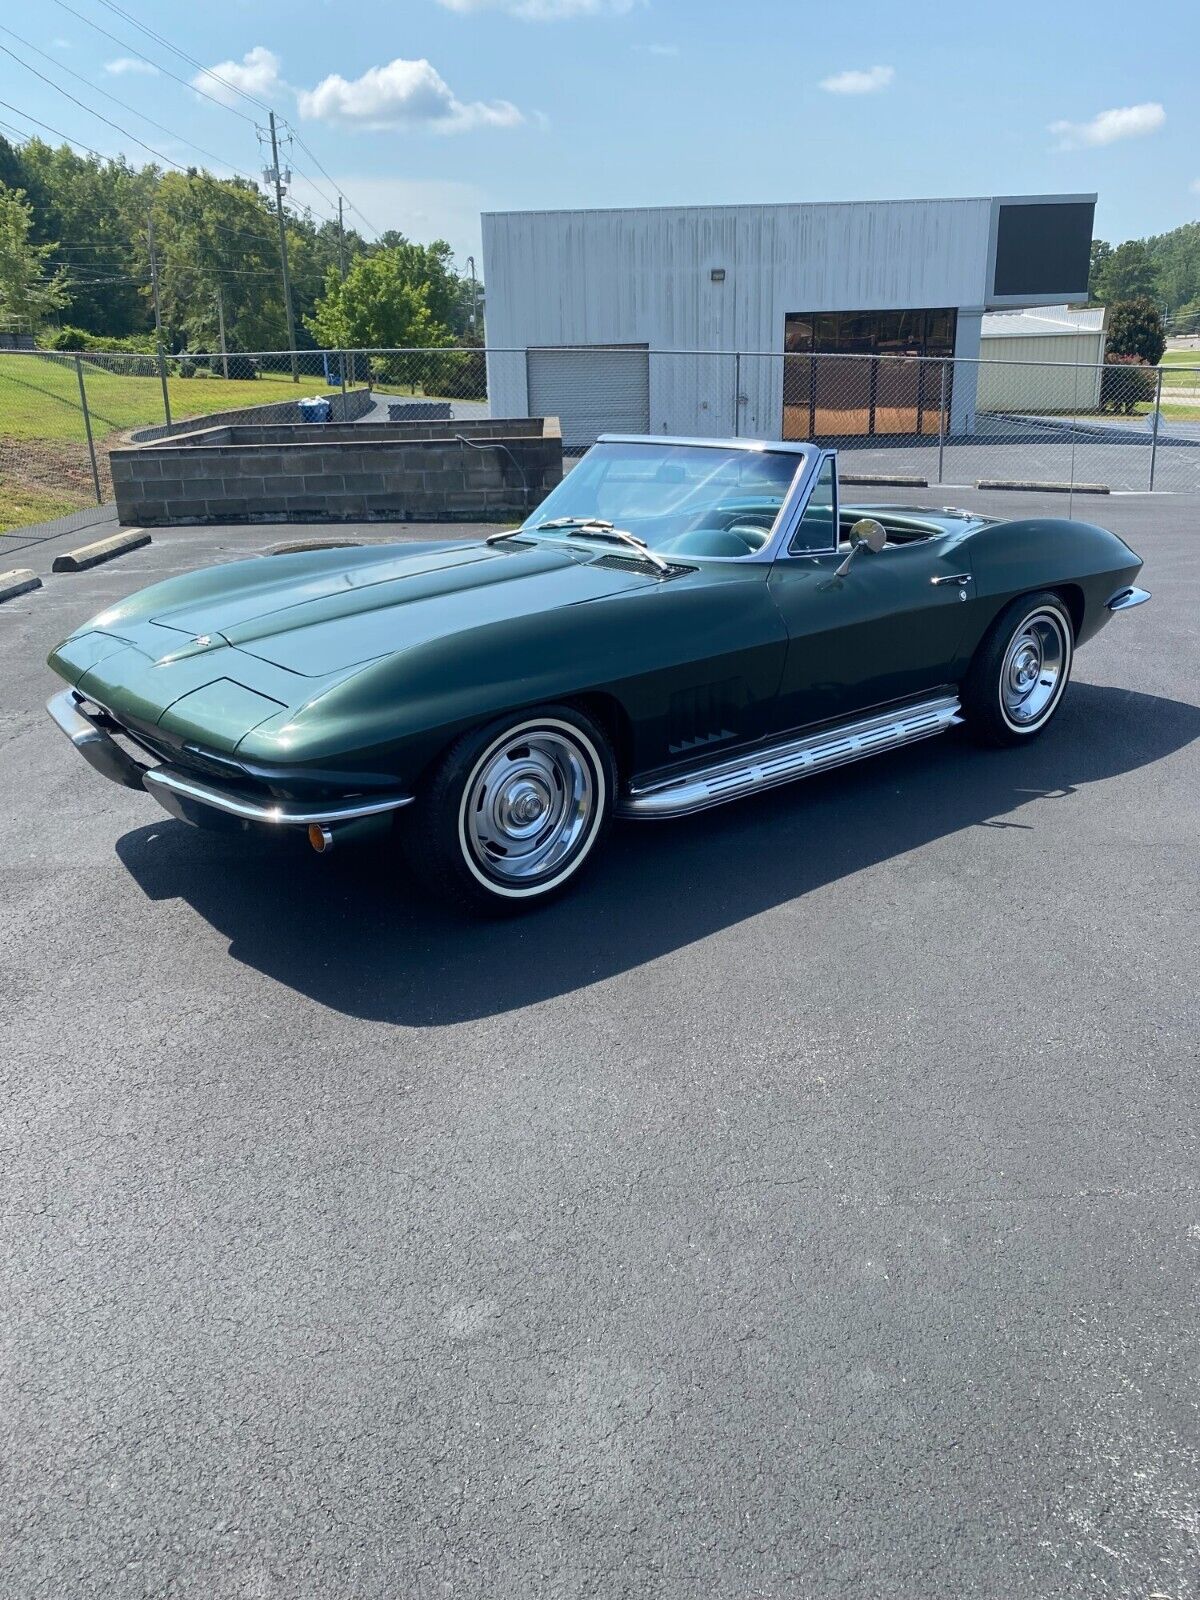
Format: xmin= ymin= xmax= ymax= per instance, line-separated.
xmin=306 ymin=813 xmax=393 ymax=855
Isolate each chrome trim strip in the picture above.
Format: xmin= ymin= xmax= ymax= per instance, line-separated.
xmin=142 ymin=766 xmax=414 ymax=827
xmin=618 ymin=694 xmax=962 ymax=820
xmin=1106 ymin=585 xmax=1151 ymax=612
xmin=597 ymin=433 xmax=818 ymax=458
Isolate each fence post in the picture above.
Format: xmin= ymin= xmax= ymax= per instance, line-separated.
xmin=1148 ymin=365 xmax=1163 ymax=491
xmin=937 ymin=359 xmax=948 ymax=485
xmin=734 ymin=352 xmax=741 ymax=437
xmin=338 ymin=350 xmax=347 ymax=406
xmin=156 ymin=344 xmax=172 ymax=430
xmin=74 ymin=356 xmax=103 ymax=505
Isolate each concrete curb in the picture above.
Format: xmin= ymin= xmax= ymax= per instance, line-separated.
xmin=841 ymin=472 xmax=929 ymax=488
xmin=976 ymin=479 xmax=1110 ymax=494
xmin=0 ymin=568 xmax=42 ymax=603
xmin=52 ymin=529 xmax=152 ymax=573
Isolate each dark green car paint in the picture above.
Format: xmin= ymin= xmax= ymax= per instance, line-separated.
xmin=48 ymin=477 xmax=1143 ymax=812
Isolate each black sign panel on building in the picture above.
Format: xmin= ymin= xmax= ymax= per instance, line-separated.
xmin=992 ymin=202 xmax=1095 ymax=298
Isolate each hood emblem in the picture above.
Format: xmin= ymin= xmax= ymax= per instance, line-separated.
xmin=193 ymin=635 xmax=212 ymax=647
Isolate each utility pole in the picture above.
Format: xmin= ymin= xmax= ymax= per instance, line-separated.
xmin=465 ymin=254 xmax=480 ymax=340
xmin=267 ymin=112 xmax=299 ymax=380
xmin=337 ymin=194 xmax=348 ymax=281
xmin=215 ymin=285 xmax=229 ymax=379
xmin=147 ymin=209 xmax=171 ymax=427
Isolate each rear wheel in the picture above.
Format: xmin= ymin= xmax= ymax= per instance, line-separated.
xmin=962 ymin=591 xmax=1074 ymax=747
xmin=405 ymin=705 xmax=615 ymax=914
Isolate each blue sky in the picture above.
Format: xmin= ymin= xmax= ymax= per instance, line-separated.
xmin=1 ymin=0 xmax=1196 ymax=267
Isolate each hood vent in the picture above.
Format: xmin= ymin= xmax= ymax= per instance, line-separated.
xmin=592 ymin=554 xmax=695 ymax=579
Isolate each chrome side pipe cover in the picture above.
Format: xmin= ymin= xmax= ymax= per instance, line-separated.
xmin=619 ymin=694 xmax=963 ymax=820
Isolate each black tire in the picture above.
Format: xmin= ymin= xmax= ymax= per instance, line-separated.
xmin=961 ymin=590 xmax=1074 ymax=747
xmin=403 ymin=703 xmax=616 ymax=914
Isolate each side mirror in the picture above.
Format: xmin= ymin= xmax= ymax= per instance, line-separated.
xmin=834 ymin=518 xmax=887 ymax=577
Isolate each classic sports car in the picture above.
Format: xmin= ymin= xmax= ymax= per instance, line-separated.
xmin=48 ymin=435 xmax=1149 ymax=912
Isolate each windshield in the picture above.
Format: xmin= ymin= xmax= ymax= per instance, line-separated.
xmin=520 ymin=441 xmax=806 ymax=559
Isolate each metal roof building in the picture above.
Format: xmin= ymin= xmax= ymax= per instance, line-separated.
xmin=978 ymin=304 xmax=1107 ymax=410
xmin=482 ymin=194 xmax=1096 ymax=446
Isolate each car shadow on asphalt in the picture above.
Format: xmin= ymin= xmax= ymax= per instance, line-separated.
xmin=114 ymin=683 xmax=1199 ymax=1025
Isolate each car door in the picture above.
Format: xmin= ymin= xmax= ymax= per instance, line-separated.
xmin=767 ymin=456 xmax=974 ymax=733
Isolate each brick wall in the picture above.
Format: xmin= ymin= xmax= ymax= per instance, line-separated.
xmin=109 ymin=418 xmax=563 ymax=526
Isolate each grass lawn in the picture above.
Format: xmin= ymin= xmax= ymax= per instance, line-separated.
xmin=1158 ymin=351 xmax=1200 ymax=391
xmin=0 ymin=353 xmax=342 ymax=443
xmin=0 ymin=353 xmax=345 ymax=533
xmin=0 ymin=483 xmax=77 ymax=535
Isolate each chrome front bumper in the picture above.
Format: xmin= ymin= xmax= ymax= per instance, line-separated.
xmin=47 ymin=690 xmax=414 ymax=829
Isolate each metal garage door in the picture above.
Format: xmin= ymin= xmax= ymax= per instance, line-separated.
xmin=526 ymin=346 xmax=650 ymax=450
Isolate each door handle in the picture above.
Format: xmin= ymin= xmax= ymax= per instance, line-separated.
xmin=931 ymin=573 xmax=972 ymax=587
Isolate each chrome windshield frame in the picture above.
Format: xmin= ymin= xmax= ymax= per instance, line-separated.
xmin=520 ymin=435 xmax=829 ymax=565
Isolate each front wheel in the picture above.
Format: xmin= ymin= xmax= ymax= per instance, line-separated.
xmin=404 ymin=705 xmax=615 ymax=914
xmin=961 ymin=591 xmax=1074 ymax=747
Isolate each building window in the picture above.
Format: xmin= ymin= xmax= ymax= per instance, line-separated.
xmin=782 ymin=309 xmax=958 ymax=440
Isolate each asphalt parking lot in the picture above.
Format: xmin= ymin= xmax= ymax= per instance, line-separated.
xmin=2 ymin=490 xmax=1198 ymax=1598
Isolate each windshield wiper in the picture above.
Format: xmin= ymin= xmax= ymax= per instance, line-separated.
xmin=490 ymin=516 xmax=670 ymax=573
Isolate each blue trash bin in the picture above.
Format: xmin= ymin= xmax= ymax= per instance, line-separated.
xmin=297 ymin=396 xmax=333 ymax=423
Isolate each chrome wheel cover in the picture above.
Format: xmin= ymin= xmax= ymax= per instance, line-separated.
xmin=460 ymin=721 xmax=602 ymax=894
xmin=999 ymin=609 xmax=1070 ymax=731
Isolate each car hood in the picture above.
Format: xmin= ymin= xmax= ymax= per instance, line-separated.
xmin=48 ymin=538 xmax=660 ymax=751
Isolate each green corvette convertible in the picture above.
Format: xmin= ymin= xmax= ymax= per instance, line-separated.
xmin=48 ymin=435 xmax=1149 ymax=913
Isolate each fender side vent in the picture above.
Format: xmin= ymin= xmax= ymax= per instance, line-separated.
xmin=668 ymin=679 xmax=748 ymax=755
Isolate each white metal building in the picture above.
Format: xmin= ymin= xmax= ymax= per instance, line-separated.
xmin=482 ymin=195 xmax=1096 ymax=445
xmin=978 ymin=304 xmax=1107 ymax=411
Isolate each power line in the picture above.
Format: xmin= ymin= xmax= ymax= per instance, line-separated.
xmin=43 ymin=0 xmax=379 ymax=244
xmin=0 ymin=24 xmax=257 ymax=182
xmin=47 ymin=0 xmax=259 ymax=126
xmin=0 ymin=96 xmax=109 ymax=161
xmin=0 ymin=39 xmax=197 ymax=171
xmin=92 ymin=0 xmax=274 ymax=114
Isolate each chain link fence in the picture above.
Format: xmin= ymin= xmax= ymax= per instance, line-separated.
xmin=3 ymin=344 xmax=1198 ymax=534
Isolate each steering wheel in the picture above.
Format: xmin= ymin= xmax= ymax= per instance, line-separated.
xmin=724 ymin=523 xmax=770 ymax=551
xmin=657 ymin=526 xmax=762 ymax=559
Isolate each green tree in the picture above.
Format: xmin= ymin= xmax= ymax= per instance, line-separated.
xmin=1143 ymin=221 xmax=1200 ymax=321
xmin=0 ymin=184 xmax=70 ymax=332
xmin=18 ymin=139 xmax=156 ymax=338
xmin=1093 ymin=240 xmax=1158 ymax=305
xmin=304 ymin=248 xmax=454 ymax=349
xmin=1106 ymin=298 xmax=1166 ymax=366
xmin=1088 ymin=239 xmax=1112 ymax=303
xmin=146 ymin=171 xmax=289 ymax=352
xmin=375 ymin=233 xmax=474 ymax=337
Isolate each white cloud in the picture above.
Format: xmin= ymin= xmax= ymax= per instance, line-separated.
xmin=819 ymin=64 xmax=894 ymax=94
xmin=104 ymin=57 xmax=159 ymax=76
xmin=1191 ymin=178 xmax=1200 ymax=195
xmin=436 ymin=0 xmax=636 ymax=17
xmin=641 ymin=42 xmax=680 ymax=56
xmin=298 ymin=58 xmax=523 ymax=133
xmin=1050 ymin=102 xmax=1165 ymax=149
xmin=192 ymin=46 xmax=284 ymax=108
xmin=51 ymin=37 xmax=71 ymax=49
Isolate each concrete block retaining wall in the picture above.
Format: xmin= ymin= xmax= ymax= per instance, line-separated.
xmin=109 ymin=417 xmax=563 ymax=526
xmin=127 ymin=385 xmax=374 ymax=444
